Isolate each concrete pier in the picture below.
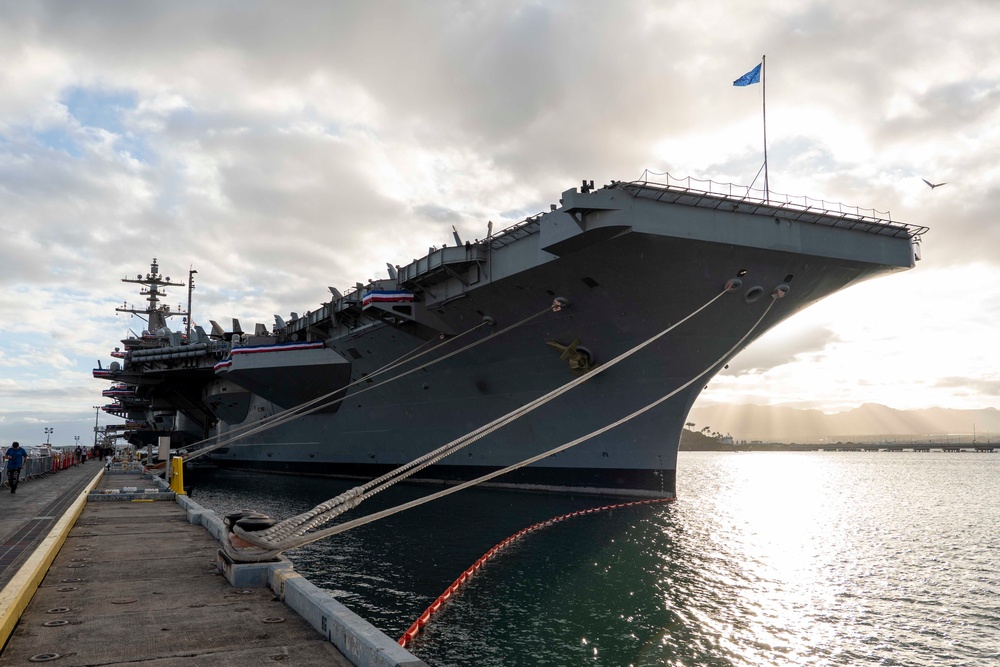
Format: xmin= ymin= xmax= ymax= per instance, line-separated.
xmin=0 ymin=466 xmax=427 ymax=666
xmin=0 ymin=463 xmax=99 ymax=593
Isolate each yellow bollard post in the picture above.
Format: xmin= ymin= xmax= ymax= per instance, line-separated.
xmin=169 ymin=456 xmax=186 ymax=495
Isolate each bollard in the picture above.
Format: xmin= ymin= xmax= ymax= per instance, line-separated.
xmin=169 ymin=456 xmax=186 ymax=495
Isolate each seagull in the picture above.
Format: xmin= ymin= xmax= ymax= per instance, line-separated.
xmin=922 ymin=178 xmax=947 ymax=189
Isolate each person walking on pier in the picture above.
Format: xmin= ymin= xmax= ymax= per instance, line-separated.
xmin=4 ymin=441 xmax=28 ymax=494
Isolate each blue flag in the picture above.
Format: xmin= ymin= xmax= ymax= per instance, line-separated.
xmin=733 ymin=63 xmax=761 ymax=86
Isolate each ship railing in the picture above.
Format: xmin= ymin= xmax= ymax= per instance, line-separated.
xmin=284 ymin=284 xmax=384 ymax=339
xmin=283 ymin=307 xmax=326 ymax=338
xmin=285 ymin=278 xmax=397 ymax=337
xmin=486 ymin=217 xmax=542 ymax=249
xmin=627 ymin=171 xmax=929 ymax=239
xmin=285 ymin=307 xmax=333 ymax=332
xmin=396 ymin=243 xmax=489 ymax=285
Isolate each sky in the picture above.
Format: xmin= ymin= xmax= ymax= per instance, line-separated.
xmin=1 ymin=0 xmax=999 ymax=448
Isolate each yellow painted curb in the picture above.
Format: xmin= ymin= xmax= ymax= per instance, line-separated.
xmin=272 ymin=567 xmax=302 ymax=599
xmin=0 ymin=468 xmax=105 ymax=647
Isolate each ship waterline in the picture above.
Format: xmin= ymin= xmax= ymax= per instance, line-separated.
xmin=95 ymin=176 xmax=925 ymax=496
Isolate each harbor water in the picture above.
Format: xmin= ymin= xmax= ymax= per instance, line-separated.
xmin=188 ymin=451 xmax=1000 ymax=666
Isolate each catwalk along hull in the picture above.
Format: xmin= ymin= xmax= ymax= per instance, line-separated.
xmin=96 ymin=179 xmax=925 ymax=497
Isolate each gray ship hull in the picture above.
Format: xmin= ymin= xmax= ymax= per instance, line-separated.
xmin=203 ymin=182 xmax=922 ymax=497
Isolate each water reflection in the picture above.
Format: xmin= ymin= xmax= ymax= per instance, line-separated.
xmin=190 ymin=452 xmax=1000 ymax=666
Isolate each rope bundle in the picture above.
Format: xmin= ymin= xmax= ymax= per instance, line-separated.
xmin=223 ymin=281 xmax=783 ymax=560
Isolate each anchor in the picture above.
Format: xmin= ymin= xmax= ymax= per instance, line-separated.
xmin=545 ymin=338 xmax=594 ymax=372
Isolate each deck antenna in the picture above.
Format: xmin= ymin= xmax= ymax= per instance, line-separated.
xmin=487 ymin=220 xmax=494 ymax=283
xmin=186 ymin=267 xmax=197 ymax=341
xmin=762 ymin=54 xmax=769 ymax=202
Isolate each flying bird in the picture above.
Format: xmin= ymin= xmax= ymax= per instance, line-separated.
xmin=922 ymin=179 xmax=947 ymax=189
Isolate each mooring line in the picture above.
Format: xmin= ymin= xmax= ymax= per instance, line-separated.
xmin=226 ymin=284 xmax=761 ymax=560
xmin=225 ymin=281 xmax=785 ymax=562
xmin=186 ymin=302 xmax=557 ymax=462
xmin=246 ymin=287 xmax=734 ymax=548
xmin=185 ymin=321 xmax=486 ymax=460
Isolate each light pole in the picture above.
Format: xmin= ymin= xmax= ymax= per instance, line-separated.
xmin=74 ymin=435 xmax=80 ymax=449
xmin=44 ymin=427 xmax=53 ymax=445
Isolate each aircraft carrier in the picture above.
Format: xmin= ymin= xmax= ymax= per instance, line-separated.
xmin=94 ymin=175 xmax=926 ymax=496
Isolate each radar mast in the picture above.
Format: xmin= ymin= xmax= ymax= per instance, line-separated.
xmin=117 ymin=258 xmax=188 ymax=335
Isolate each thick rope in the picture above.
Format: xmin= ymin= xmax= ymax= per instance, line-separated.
xmin=186 ymin=320 xmax=486 ymax=461
xmin=247 ymin=287 xmax=731 ymax=545
xmin=236 ymin=292 xmax=778 ymax=554
xmin=189 ymin=303 xmax=555 ymax=462
xmin=229 ymin=282 xmax=769 ymax=556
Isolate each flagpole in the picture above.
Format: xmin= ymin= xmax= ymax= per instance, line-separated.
xmin=762 ymin=54 xmax=768 ymax=202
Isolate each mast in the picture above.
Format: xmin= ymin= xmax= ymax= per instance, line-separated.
xmin=762 ymin=54 xmax=769 ymax=202
xmin=186 ymin=267 xmax=198 ymax=340
xmin=733 ymin=56 xmax=769 ymax=201
xmin=117 ymin=258 xmax=188 ymax=335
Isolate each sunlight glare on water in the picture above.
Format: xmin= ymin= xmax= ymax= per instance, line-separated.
xmin=190 ymin=451 xmax=1000 ymax=666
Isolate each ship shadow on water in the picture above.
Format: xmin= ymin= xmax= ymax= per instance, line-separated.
xmin=186 ymin=466 xmax=734 ymax=666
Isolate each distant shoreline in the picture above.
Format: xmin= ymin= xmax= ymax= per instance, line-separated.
xmin=680 ymin=442 xmax=997 ymax=452
xmin=678 ymin=430 xmax=996 ymax=452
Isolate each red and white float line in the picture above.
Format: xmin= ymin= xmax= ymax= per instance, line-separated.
xmin=398 ymin=497 xmax=673 ymax=647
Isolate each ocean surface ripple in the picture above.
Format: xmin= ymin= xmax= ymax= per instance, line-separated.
xmin=190 ymin=451 xmax=1000 ymax=666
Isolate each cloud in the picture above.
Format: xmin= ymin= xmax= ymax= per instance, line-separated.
xmin=723 ymin=325 xmax=841 ymax=376
xmin=1 ymin=0 xmax=999 ymax=430
xmin=933 ymin=376 xmax=1000 ymax=397
xmin=413 ymin=204 xmax=462 ymax=224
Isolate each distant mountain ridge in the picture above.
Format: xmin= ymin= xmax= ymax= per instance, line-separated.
xmin=686 ymin=403 xmax=1000 ymax=443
